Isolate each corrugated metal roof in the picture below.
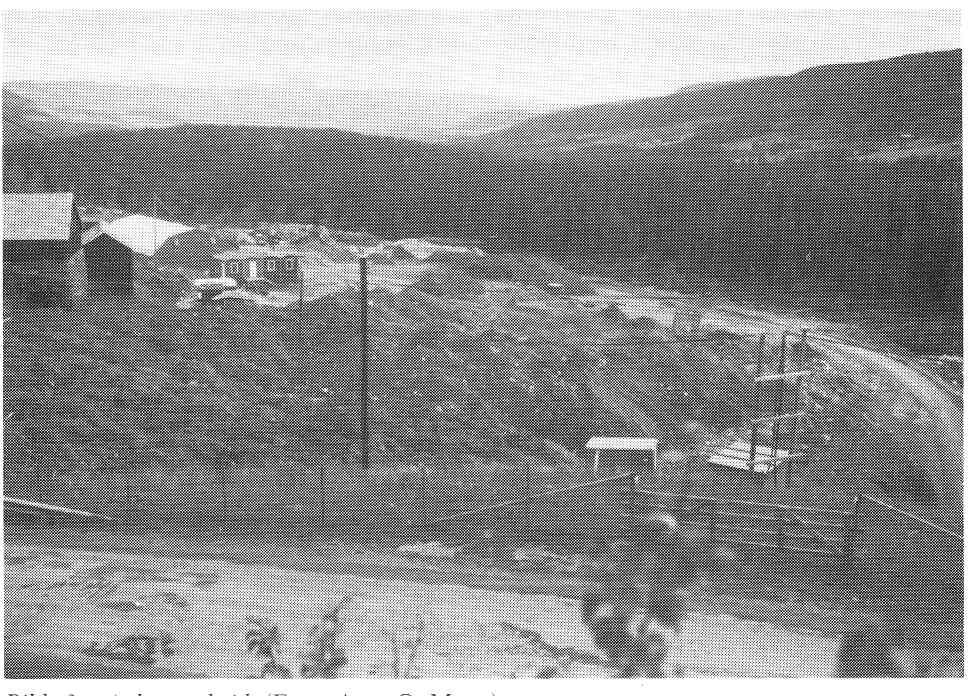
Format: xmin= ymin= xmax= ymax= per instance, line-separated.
xmin=100 ymin=215 xmax=191 ymax=256
xmin=585 ymin=436 xmax=659 ymax=451
xmin=3 ymin=193 xmax=76 ymax=241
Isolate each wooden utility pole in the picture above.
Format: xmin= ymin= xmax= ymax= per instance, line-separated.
xmin=292 ymin=258 xmax=324 ymax=527
xmin=151 ymin=192 xmax=160 ymax=257
xmin=360 ymin=258 xmax=370 ymax=471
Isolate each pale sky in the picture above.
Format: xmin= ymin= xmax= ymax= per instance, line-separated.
xmin=1 ymin=9 xmax=961 ymax=105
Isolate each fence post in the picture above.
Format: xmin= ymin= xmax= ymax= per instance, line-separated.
xmin=771 ymin=332 xmax=789 ymax=456
xmin=751 ymin=334 xmax=766 ymax=468
xmin=319 ymin=455 xmax=326 ymax=531
xmin=842 ymin=495 xmax=862 ymax=601
xmin=360 ymin=257 xmax=370 ymax=471
xmin=618 ymin=471 xmax=637 ymax=562
xmin=842 ymin=496 xmax=861 ymax=557
xmin=123 ymin=445 xmax=132 ymax=528
xmin=786 ymin=329 xmax=808 ymax=488
xmin=519 ymin=473 xmax=531 ymax=552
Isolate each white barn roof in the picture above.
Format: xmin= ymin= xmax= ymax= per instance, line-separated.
xmin=585 ymin=436 xmax=658 ymax=451
xmin=101 ymin=215 xmax=190 ymax=255
xmin=3 ymin=193 xmax=76 ymax=241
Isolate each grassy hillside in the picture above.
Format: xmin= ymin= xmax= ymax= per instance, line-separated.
xmin=479 ymin=50 xmax=961 ymax=158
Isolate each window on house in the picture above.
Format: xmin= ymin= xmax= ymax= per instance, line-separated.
xmin=284 ymin=257 xmax=295 ymax=271
xmin=266 ymin=258 xmax=276 ymax=272
xmin=229 ymin=261 xmax=239 ymax=275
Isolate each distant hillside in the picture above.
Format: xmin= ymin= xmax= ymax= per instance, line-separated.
xmin=2 ymin=88 xmax=109 ymax=145
xmin=480 ymin=50 xmax=961 ymax=160
xmin=4 ymin=81 xmax=561 ymax=142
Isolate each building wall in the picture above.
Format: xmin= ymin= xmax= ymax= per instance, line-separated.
xmin=212 ymin=255 xmax=301 ymax=286
xmin=66 ymin=246 xmax=89 ymax=297
xmin=83 ymin=235 xmax=134 ymax=295
xmin=263 ymin=256 xmax=301 ymax=285
xmin=214 ymin=258 xmax=251 ymax=284
xmin=2 ymin=202 xmax=87 ymax=305
xmin=2 ymin=239 xmax=78 ymax=305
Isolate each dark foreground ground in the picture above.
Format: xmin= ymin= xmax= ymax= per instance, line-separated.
xmin=3 ymin=524 xmax=963 ymax=678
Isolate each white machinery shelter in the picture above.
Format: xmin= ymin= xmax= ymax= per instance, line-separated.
xmin=586 ymin=436 xmax=658 ymax=476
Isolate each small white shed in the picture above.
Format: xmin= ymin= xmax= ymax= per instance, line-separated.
xmin=586 ymin=436 xmax=658 ymax=477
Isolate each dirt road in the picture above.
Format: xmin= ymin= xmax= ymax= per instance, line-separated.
xmin=809 ymin=338 xmax=963 ymax=522
xmin=4 ymin=539 xmax=842 ymax=678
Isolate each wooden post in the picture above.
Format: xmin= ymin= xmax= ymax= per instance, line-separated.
xmin=298 ymin=260 xmax=306 ymax=368
xmin=151 ymin=192 xmax=160 ymax=258
xmin=750 ymin=334 xmax=767 ymax=467
xmin=771 ymin=332 xmax=789 ymax=455
xmin=786 ymin=330 xmax=808 ymax=487
xmin=647 ymin=450 xmax=658 ymax=489
xmin=843 ymin=496 xmax=861 ymax=559
xmin=618 ymin=472 xmax=637 ymax=563
xmin=765 ymin=333 xmax=784 ymax=488
xmin=421 ymin=464 xmax=431 ymax=532
xmin=124 ymin=448 xmax=132 ymax=527
xmin=360 ymin=258 xmax=369 ymax=471
xmin=522 ymin=479 xmax=533 ymax=551
xmin=776 ymin=511 xmax=784 ymax=552
xmin=298 ymin=260 xmax=305 ymax=307
xmin=319 ymin=455 xmax=326 ymax=528
xmin=842 ymin=495 xmax=862 ymax=602
xmin=221 ymin=457 xmax=229 ymax=531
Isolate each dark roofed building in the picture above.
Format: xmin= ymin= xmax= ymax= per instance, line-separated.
xmin=3 ymin=192 xmax=84 ymax=305
xmin=71 ymin=224 xmax=136 ymax=296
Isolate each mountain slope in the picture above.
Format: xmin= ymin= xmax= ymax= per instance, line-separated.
xmin=5 ymin=81 xmax=560 ymax=142
xmin=2 ymin=88 xmax=109 ymax=145
xmin=480 ymin=49 xmax=961 ymax=159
